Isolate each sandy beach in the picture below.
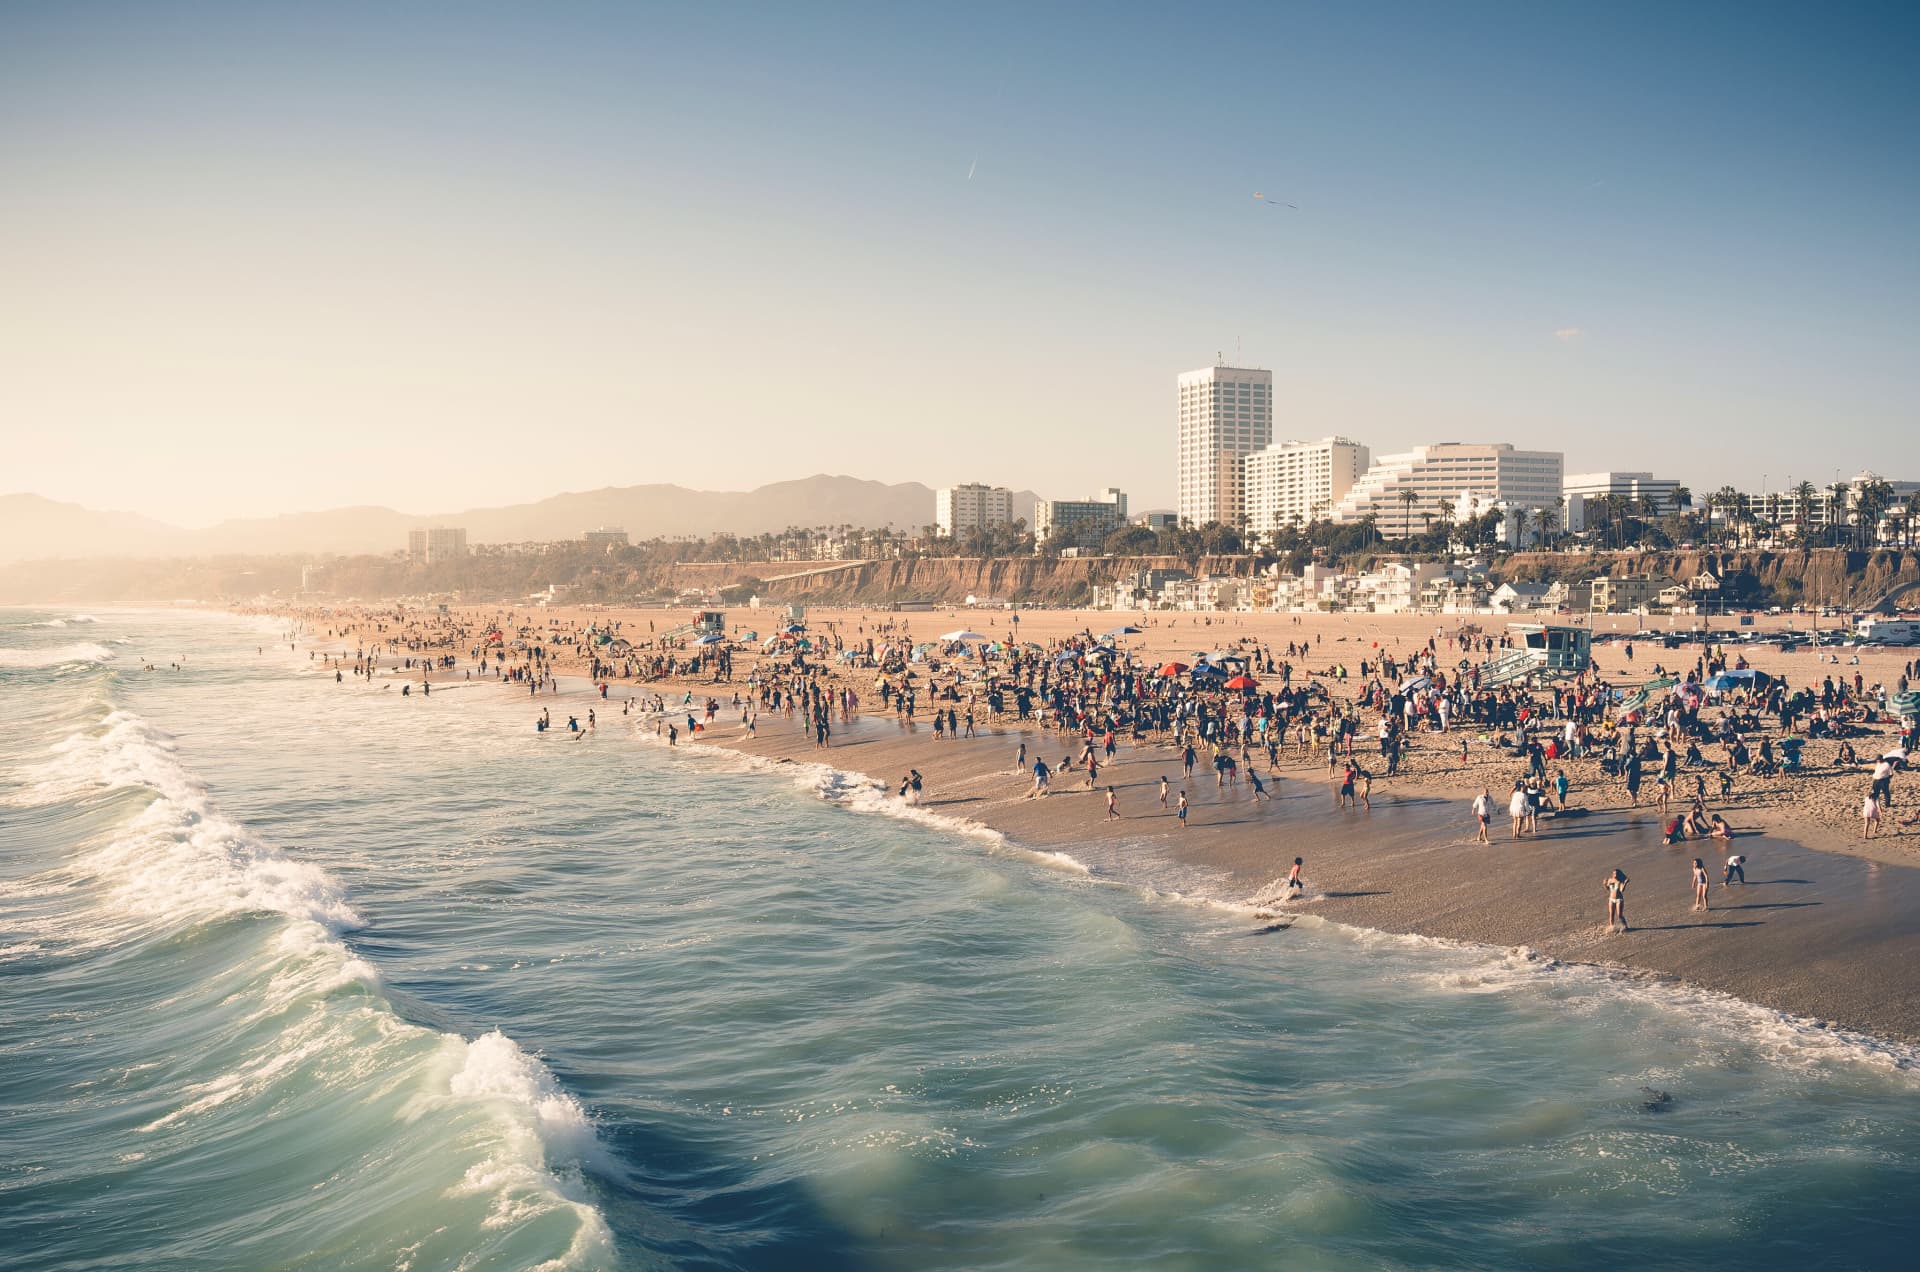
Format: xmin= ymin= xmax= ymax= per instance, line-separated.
xmin=276 ymin=601 xmax=1920 ymax=1043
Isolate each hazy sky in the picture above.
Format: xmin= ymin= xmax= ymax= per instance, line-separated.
xmin=3 ymin=1 xmax=1916 ymax=526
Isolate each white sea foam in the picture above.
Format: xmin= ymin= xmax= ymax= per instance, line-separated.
xmin=22 ymin=693 xmax=618 ymax=1264
xmin=0 ymin=640 xmax=116 ymax=668
xmin=639 ymin=723 xmax=1096 ymax=875
xmin=16 ymin=708 xmax=361 ymax=932
xmin=1320 ymin=924 xmax=1920 ymax=1075
xmin=440 ymin=1030 xmax=617 ymax=1269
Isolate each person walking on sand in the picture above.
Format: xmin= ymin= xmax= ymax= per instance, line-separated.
xmin=1248 ymin=768 xmax=1273 ymax=802
xmin=1691 ymin=857 xmax=1710 ymax=912
xmin=1606 ymin=869 xmax=1630 ymax=933
xmin=1862 ymin=790 xmax=1883 ymax=837
xmin=1472 ymin=787 xmax=1495 ymax=843
xmin=1028 ymin=757 xmax=1051 ymax=798
xmin=1509 ymin=781 xmax=1529 ymax=840
xmin=1106 ymin=786 xmax=1120 ymax=821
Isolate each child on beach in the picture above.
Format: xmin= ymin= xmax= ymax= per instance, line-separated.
xmin=1159 ymin=776 xmax=1170 ymax=809
xmin=1286 ymin=857 xmax=1305 ymax=897
xmin=1106 ymin=786 xmax=1119 ymax=820
xmin=1862 ymin=791 xmax=1882 ymax=837
xmin=1692 ymin=858 xmax=1710 ymax=911
xmin=1176 ymin=790 xmax=1190 ymax=827
xmin=1472 ymin=788 xmax=1494 ymax=843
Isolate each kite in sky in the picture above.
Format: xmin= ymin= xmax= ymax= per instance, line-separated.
xmin=1253 ymin=192 xmax=1297 ymax=209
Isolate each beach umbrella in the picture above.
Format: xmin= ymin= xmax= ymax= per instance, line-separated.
xmin=1105 ymin=625 xmax=1143 ymax=636
xmin=1398 ymin=675 xmax=1431 ymax=694
xmin=1157 ymin=661 xmax=1190 ymax=677
xmin=1891 ymin=691 xmax=1920 ymax=718
xmin=783 ymin=623 xmax=806 ymax=634
xmin=696 ymin=633 xmax=726 ymax=645
xmin=1223 ymin=674 xmax=1259 ymax=690
xmin=941 ymin=629 xmax=985 ymax=642
xmin=740 ymin=631 xmax=758 ymax=642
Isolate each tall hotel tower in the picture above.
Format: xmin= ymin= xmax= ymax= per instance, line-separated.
xmin=1177 ymin=364 xmax=1273 ymax=528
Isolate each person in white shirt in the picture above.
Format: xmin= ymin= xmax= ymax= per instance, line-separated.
xmin=1472 ymin=788 xmax=1495 ymax=843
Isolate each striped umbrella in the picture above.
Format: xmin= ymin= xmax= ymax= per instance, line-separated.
xmin=1892 ymin=691 xmax=1920 ymax=719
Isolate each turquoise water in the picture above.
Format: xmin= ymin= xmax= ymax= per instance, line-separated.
xmin=3 ymin=608 xmax=1918 ymax=1270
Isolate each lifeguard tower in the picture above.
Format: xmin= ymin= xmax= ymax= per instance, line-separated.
xmin=658 ymin=610 xmax=727 ymax=643
xmin=1478 ymin=623 xmax=1592 ymax=687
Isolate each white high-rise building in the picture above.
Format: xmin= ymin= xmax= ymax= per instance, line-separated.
xmin=1177 ymin=365 xmax=1273 ymax=528
xmin=1033 ymin=488 xmax=1128 ymax=549
xmin=1562 ymin=472 xmax=1684 ymax=532
xmin=1331 ymin=444 xmax=1564 ymax=537
xmin=936 ymin=483 xmax=1014 ymax=538
xmin=1242 ymin=437 xmax=1372 ymax=542
xmin=407 ymin=527 xmax=468 ymax=565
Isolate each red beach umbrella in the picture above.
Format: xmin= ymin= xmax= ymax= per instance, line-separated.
xmin=1223 ymin=674 xmax=1259 ymax=690
xmin=1157 ymin=661 xmax=1190 ymax=677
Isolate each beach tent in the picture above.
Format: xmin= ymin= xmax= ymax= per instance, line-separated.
xmin=1105 ymin=625 xmax=1143 ymax=636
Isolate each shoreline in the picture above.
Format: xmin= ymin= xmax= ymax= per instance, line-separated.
xmin=266 ymin=601 xmax=1920 ymax=1048
xmin=692 ymin=704 xmax=1920 ymax=1049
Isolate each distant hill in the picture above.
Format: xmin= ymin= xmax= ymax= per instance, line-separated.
xmin=0 ymin=476 xmax=1041 ymax=563
xmin=0 ymin=494 xmax=185 ymax=561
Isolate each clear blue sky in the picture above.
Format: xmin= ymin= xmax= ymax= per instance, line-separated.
xmin=2 ymin=1 xmax=1916 ymax=523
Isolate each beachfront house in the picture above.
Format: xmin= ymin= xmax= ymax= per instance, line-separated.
xmin=1491 ymin=581 xmax=1554 ymax=613
xmin=1590 ymin=575 xmax=1665 ymax=613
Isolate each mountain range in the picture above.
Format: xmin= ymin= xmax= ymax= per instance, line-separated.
xmin=0 ymin=476 xmax=1042 ymax=563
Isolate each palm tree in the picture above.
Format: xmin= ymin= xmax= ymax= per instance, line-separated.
xmin=1397 ymin=487 xmax=1420 ymax=544
xmin=1790 ymin=480 xmax=1818 ymax=544
xmin=1667 ymin=485 xmax=1692 ymax=543
xmin=1531 ymin=506 xmax=1557 ymax=551
xmin=1853 ymin=478 xmax=1895 ymax=549
xmin=1711 ymin=487 xmax=1741 ymax=549
xmin=1826 ymin=480 xmax=1851 ymax=547
xmin=1636 ymin=492 xmax=1664 ymax=545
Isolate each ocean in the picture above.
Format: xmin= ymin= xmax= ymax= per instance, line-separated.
xmin=3 ymin=607 xmax=1917 ymax=1270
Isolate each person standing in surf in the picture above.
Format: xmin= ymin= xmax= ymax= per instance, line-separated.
xmin=1605 ymin=869 xmax=1629 ymax=933
xmin=1691 ymin=858 xmax=1710 ymax=912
